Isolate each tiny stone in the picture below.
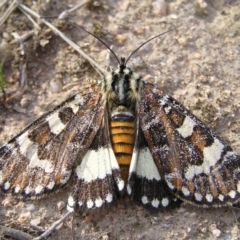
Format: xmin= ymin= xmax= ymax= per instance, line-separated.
xmin=152 ymin=0 xmax=168 ymax=16
xmin=18 ymin=211 xmax=32 ymax=224
xmin=198 ymin=0 xmax=208 ymax=9
xmin=178 ymin=37 xmax=187 ymax=46
xmin=193 ymin=52 xmax=201 ymax=59
xmin=200 ymin=227 xmax=207 ymax=234
xmin=30 ymin=217 xmax=41 ymax=226
xmin=40 ymin=39 xmax=49 ymax=47
xmin=212 ymin=229 xmax=221 ymax=237
xmin=102 ymin=235 xmax=109 ymax=240
xmin=20 ymin=97 xmax=29 ymax=108
xmin=50 ymin=79 xmax=62 ymax=93
xmin=163 ymin=215 xmax=172 ymax=220
xmin=163 ymin=224 xmax=170 ymax=229
xmin=19 ymin=211 xmax=32 ymax=220
xmin=115 ymin=34 xmax=126 ymax=45
xmin=177 ymin=207 xmax=186 ymax=213
xmin=26 ymin=203 xmax=36 ymax=212
xmin=189 ymin=212 xmax=196 ymax=217
xmin=57 ymin=201 xmax=66 ymax=212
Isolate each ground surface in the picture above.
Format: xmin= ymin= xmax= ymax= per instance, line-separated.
xmin=0 ymin=0 xmax=240 ymax=239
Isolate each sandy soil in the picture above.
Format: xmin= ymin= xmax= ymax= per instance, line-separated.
xmin=0 ymin=0 xmax=240 ymax=239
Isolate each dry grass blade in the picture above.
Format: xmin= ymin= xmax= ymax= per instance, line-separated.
xmin=18 ymin=3 xmax=108 ymax=77
xmin=0 ymin=0 xmax=18 ymax=27
xmin=32 ymin=211 xmax=73 ymax=240
xmin=58 ymin=0 xmax=89 ymax=19
xmin=0 ymin=225 xmax=33 ymax=240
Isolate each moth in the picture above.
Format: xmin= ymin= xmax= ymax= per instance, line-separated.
xmin=0 ymin=30 xmax=240 ymax=212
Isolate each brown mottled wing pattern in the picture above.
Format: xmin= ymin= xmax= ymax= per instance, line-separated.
xmin=68 ymin=113 xmax=125 ymax=211
xmin=139 ymin=83 xmax=240 ymax=206
xmin=0 ymin=84 xmax=104 ymax=198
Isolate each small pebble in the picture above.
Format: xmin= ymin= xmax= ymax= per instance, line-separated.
xmin=20 ymin=97 xmax=29 ymax=108
xmin=102 ymin=235 xmax=109 ymax=240
xmin=178 ymin=37 xmax=187 ymax=46
xmin=212 ymin=229 xmax=221 ymax=237
xmin=152 ymin=0 xmax=168 ymax=16
xmin=26 ymin=203 xmax=36 ymax=212
xmin=57 ymin=201 xmax=66 ymax=212
xmin=200 ymin=227 xmax=207 ymax=234
xmin=50 ymin=79 xmax=62 ymax=93
xmin=30 ymin=217 xmax=41 ymax=226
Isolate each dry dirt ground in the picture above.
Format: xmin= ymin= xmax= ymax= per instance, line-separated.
xmin=0 ymin=0 xmax=240 ymax=239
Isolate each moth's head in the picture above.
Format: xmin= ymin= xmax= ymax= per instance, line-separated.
xmin=102 ymin=57 xmax=143 ymax=116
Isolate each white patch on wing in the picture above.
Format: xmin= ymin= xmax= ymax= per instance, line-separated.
xmin=185 ymin=138 xmax=224 ymax=179
xmin=141 ymin=117 xmax=161 ymax=131
xmin=176 ymin=116 xmax=196 ymax=138
xmin=127 ymin=184 xmax=132 ymax=195
xmin=161 ymin=198 xmax=169 ymax=207
xmin=106 ymin=193 xmax=113 ymax=203
xmin=4 ymin=181 xmax=10 ymax=190
xmin=75 ymin=94 xmax=85 ymax=106
xmin=87 ymin=199 xmax=94 ymax=208
xmin=46 ymin=181 xmax=55 ymax=190
xmin=164 ymin=106 xmax=171 ymax=114
xmin=206 ymin=193 xmax=213 ymax=202
xmin=67 ymin=195 xmax=75 ymax=212
xmin=46 ymin=112 xmax=66 ymax=135
xmin=182 ymin=186 xmax=190 ymax=196
xmin=142 ymin=196 xmax=149 ymax=204
xmin=35 ymin=185 xmax=43 ymax=194
xmin=118 ymin=180 xmax=125 ymax=191
xmin=158 ymin=95 xmax=169 ymax=106
xmin=135 ymin=148 xmax=161 ymax=181
xmin=165 ymin=179 xmax=175 ymax=190
xmin=76 ymin=147 xmax=123 ymax=191
xmin=28 ymin=149 xmax=54 ymax=173
xmin=194 ymin=192 xmax=203 ymax=202
xmin=17 ymin=131 xmax=33 ymax=155
xmin=95 ymin=197 xmax=103 ymax=208
xmin=25 ymin=186 xmax=33 ymax=195
xmin=17 ymin=132 xmax=55 ymax=173
xmin=228 ymin=190 xmax=236 ymax=199
xmin=14 ymin=185 xmax=21 ymax=193
xmin=151 ymin=199 xmax=160 ymax=208
xmin=218 ymin=194 xmax=224 ymax=201
xmin=59 ymin=168 xmax=72 ymax=184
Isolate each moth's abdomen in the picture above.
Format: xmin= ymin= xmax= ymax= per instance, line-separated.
xmin=110 ymin=120 xmax=135 ymax=183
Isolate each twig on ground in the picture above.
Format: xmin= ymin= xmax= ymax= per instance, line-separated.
xmin=32 ymin=211 xmax=73 ymax=240
xmin=18 ymin=3 xmax=108 ymax=77
xmin=58 ymin=0 xmax=89 ymax=19
xmin=0 ymin=0 xmax=18 ymax=27
xmin=0 ymin=225 xmax=33 ymax=240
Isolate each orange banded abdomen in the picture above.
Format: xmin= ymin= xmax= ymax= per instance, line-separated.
xmin=110 ymin=121 xmax=135 ymax=182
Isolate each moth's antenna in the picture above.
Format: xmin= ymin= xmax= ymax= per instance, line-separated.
xmin=125 ymin=26 xmax=180 ymax=65
xmin=66 ymin=21 xmax=121 ymax=65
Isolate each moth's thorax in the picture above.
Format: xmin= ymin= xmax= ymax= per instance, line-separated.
xmin=102 ymin=65 xmax=143 ymax=118
xmin=102 ymin=65 xmax=142 ymax=182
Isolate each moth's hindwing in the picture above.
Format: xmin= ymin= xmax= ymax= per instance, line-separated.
xmin=127 ymin=124 xmax=181 ymax=208
xmin=140 ymin=83 xmax=240 ymax=206
xmin=0 ymin=84 xmax=104 ymax=198
xmin=68 ymin=112 xmax=125 ymax=211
